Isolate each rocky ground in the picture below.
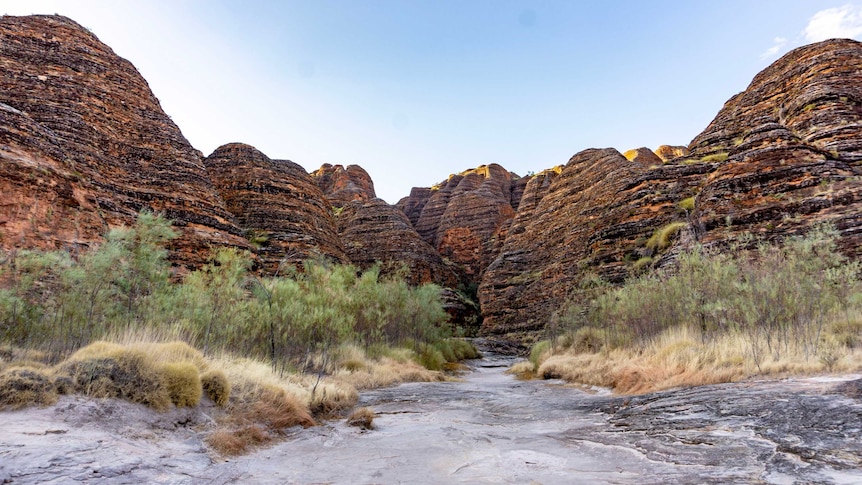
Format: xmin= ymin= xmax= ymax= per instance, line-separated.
xmin=1 ymin=350 xmax=860 ymax=484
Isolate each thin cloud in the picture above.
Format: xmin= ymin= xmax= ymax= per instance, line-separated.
xmin=760 ymin=36 xmax=788 ymax=59
xmin=804 ymin=4 xmax=862 ymax=42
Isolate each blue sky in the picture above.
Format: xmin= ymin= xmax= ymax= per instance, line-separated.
xmin=3 ymin=1 xmax=862 ymax=203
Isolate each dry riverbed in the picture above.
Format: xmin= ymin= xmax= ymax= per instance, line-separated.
xmin=2 ymin=349 xmax=861 ymax=484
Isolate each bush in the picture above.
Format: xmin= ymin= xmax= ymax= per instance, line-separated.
xmin=0 ymin=367 xmax=57 ymax=410
xmin=60 ymin=345 xmax=171 ymax=410
xmin=201 ymin=369 xmax=230 ymax=406
xmin=646 ymin=222 xmax=687 ymax=251
xmin=529 ymin=340 xmax=551 ymax=368
xmin=161 ymin=362 xmax=202 ymax=407
xmin=416 ymin=345 xmax=446 ymax=371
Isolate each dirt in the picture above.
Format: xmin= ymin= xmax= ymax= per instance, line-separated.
xmin=2 ymin=351 xmax=861 ymax=484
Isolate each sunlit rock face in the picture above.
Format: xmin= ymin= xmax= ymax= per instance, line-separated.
xmin=654 ymin=144 xmax=690 ymax=162
xmin=0 ymin=15 xmax=248 ymax=268
xmin=688 ymin=38 xmax=862 ymax=256
xmin=204 ymin=143 xmax=348 ymax=272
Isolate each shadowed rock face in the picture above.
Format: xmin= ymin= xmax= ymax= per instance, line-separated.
xmin=334 ymin=198 xmax=460 ymax=287
xmin=398 ymin=164 xmax=524 ymax=283
xmin=204 ymin=143 xmax=347 ymax=271
xmin=311 ymin=163 xmax=376 ymax=207
xmin=478 ymin=39 xmax=862 ymax=339
xmin=0 ymin=15 xmax=247 ymax=267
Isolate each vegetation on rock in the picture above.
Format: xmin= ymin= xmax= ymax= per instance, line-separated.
xmin=522 ymin=225 xmax=862 ymax=393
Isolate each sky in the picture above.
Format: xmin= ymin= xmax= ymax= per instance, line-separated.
xmin=2 ymin=1 xmax=862 ymax=203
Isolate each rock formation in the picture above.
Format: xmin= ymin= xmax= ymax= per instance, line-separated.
xmin=3 ymin=14 xmax=862 ymax=342
xmin=654 ymin=145 xmax=690 ymax=162
xmin=478 ymin=150 xmax=707 ymax=338
xmin=333 ymin=198 xmax=460 ymax=287
xmin=397 ymin=164 xmax=524 ymax=283
xmin=478 ymin=39 xmax=862 ymax=339
xmin=311 ymin=164 xmax=376 ymax=207
xmin=204 ymin=143 xmax=347 ymax=271
xmin=0 ymin=15 xmax=246 ymax=268
xmin=688 ymin=38 xmax=862 ymax=257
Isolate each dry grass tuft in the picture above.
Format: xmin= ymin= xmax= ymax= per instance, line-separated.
xmin=161 ymin=361 xmax=202 ymax=407
xmin=206 ymin=425 xmax=270 ymax=456
xmin=59 ymin=343 xmax=172 ymax=410
xmin=347 ymin=406 xmax=375 ymax=430
xmin=201 ymin=369 xmax=230 ymax=406
xmin=507 ymin=360 xmax=536 ymax=380
xmin=0 ymin=366 xmax=58 ymax=410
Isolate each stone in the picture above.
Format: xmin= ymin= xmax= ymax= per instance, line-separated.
xmin=311 ymin=163 xmax=376 ymax=207
xmin=204 ymin=143 xmax=348 ymax=272
xmin=0 ymin=15 xmax=247 ymax=269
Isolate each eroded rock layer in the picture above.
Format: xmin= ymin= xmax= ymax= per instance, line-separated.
xmin=398 ymin=164 xmax=525 ymax=282
xmin=688 ymin=39 xmax=862 ymax=257
xmin=335 ymin=198 xmax=460 ymax=288
xmin=479 ymin=39 xmax=862 ymax=338
xmin=204 ymin=143 xmax=347 ymax=271
xmin=478 ymin=150 xmax=707 ymax=338
xmin=311 ymin=164 xmax=376 ymax=207
xmin=0 ymin=15 xmax=246 ymax=267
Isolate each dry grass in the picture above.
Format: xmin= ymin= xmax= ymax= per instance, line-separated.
xmin=161 ymin=362 xmax=202 ymax=407
xmin=201 ymin=369 xmax=230 ymax=406
xmin=347 ymin=406 xmax=375 ymax=430
xmin=0 ymin=365 xmax=58 ymax=410
xmin=506 ymin=360 xmax=536 ymax=380
xmin=531 ymin=326 xmax=862 ymax=395
xmin=1 ymin=337 xmax=453 ymax=456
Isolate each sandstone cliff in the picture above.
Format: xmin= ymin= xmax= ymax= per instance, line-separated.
xmin=311 ymin=164 xmax=376 ymax=207
xmin=478 ymin=151 xmax=707 ymax=338
xmin=688 ymin=39 xmax=862 ymax=257
xmin=0 ymin=15 xmax=247 ymax=267
xmin=333 ymin=198 xmax=460 ymax=287
xmin=204 ymin=143 xmax=347 ymax=271
xmin=478 ymin=39 xmax=862 ymax=339
xmin=397 ymin=164 xmax=524 ymax=283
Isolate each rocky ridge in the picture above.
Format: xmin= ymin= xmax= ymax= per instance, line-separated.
xmin=0 ymin=15 xmax=247 ymax=268
xmin=477 ymin=38 xmax=862 ymax=338
xmin=204 ymin=143 xmax=348 ymax=272
xmin=3 ymin=15 xmax=862 ymax=341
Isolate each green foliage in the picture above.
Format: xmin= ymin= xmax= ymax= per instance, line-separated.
xmin=557 ymin=224 xmax=862 ymax=365
xmin=529 ymin=340 xmax=551 ymax=368
xmin=0 ymin=211 xmax=452 ymax=373
xmin=0 ymin=211 xmax=177 ymax=354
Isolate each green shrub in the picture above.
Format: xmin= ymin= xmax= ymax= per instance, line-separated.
xmin=700 ymin=152 xmax=729 ymax=163
xmin=416 ymin=345 xmax=446 ymax=371
xmin=678 ymin=197 xmax=695 ymax=211
xmin=529 ymin=340 xmax=551 ymax=368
